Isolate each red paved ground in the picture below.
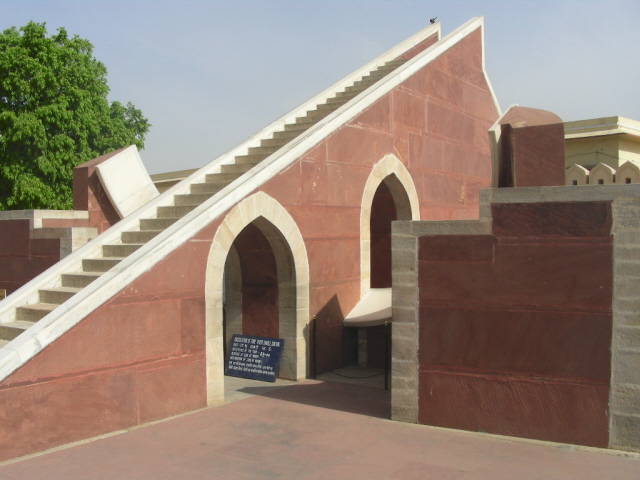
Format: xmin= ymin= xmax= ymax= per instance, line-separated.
xmin=0 ymin=380 xmax=638 ymax=479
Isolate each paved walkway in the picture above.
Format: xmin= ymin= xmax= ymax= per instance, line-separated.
xmin=0 ymin=378 xmax=639 ymax=479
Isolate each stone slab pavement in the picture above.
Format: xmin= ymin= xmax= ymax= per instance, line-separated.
xmin=0 ymin=379 xmax=638 ymax=479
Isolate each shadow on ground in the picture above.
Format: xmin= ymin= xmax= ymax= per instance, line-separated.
xmin=238 ymin=379 xmax=391 ymax=419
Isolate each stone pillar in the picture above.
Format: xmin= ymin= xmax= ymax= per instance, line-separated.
xmin=610 ymin=197 xmax=640 ymax=451
xmin=390 ymin=220 xmax=420 ymax=423
xmin=490 ymin=106 xmax=565 ymax=188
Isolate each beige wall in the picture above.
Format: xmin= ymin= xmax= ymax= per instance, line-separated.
xmin=618 ymin=137 xmax=640 ymax=165
xmin=565 ymin=136 xmax=621 ymax=169
xmin=564 ymin=116 xmax=640 ymax=170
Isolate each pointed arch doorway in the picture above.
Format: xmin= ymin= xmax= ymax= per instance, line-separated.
xmin=344 ymin=154 xmax=420 ymax=375
xmin=206 ymin=192 xmax=309 ymax=406
xmin=224 ymin=221 xmax=281 ymax=347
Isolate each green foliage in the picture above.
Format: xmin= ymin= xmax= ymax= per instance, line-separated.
xmin=0 ymin=22 xmax=150 ymax=210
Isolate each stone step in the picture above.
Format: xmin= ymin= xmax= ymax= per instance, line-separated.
xmin=121 ymin=230 xmax=162 ymax=244
xmin=39 ymin=287 xmax=81 ymax=304
xmin=352 ymin=78 xmax=377 ymax=88
xmin=304 ymin=108 xmax=331 ymax=119
xmin=190 ymin=182 xmax=226 ymax=195
xmin=220 ymin=162 xmax=258 ymax=174
xmin=0 ymin=321 xmax=35 ymax=342
xmin=61 ymin=272 xmax=102 ymax=288
xmin=376 ymin=64 xmax=396 ymax=73
xmin=103 ymin=243 xmax=144 ymax=257
xmin=284 ymin=120 xmax=314 ymax=131
xmin=204 ymin=172 xmax=243 ymax=184
xmin=374 ymin=69 xmax=393 ymax=77
xmin=364 ymin=70 xmax=387 ymax=79
xmin=348 ymin=76 xmax=378 ymax=87
xmin=16 ymin=303 xmax=57 ymax=322
xmin=335 ymin=88 xmax=364 ymax=98
xmin=247 ymin=145 xmax=279 ymax=155
xmin=272 ymin=129 xmax=303 ymax=140
xmin=234 ymin=153 xmax=270 ymax=164
xmin=297 ymin=110 xmax=328 ymax=123
xmin=326 ymin=95 xmax=353 ymax=105
xmin=0 ymin=339 xmax=8 ymax=349
xmin=359 ymin=74 xmax=384 ymax=85
xmin=140 ymin=217 xmax=179 ymax=230
xmin=157 ymin=205 xmax=196 ymax=218
xmin=174 ymin=192 xmax=215 ymax=206
xmin=315 ymin=103 xmax=340 ymax=112
xmin=384 ymin=59 xmax=406 ymax=67
xmin=82 ymin=257 xmax=124 ymax=273
xmin=260 ymin=137 xmax=289 ymax=148
xmin=343 ymin=84 xmax=368 ymax=94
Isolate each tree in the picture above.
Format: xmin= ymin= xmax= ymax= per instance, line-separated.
xmin=0 ymin=22 xmax=150 ymax=210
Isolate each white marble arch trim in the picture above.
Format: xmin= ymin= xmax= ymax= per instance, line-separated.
xmin=204 ymin=192 xmax=310 ymax=406
xmin=360 ymin=154 xmax=420 ymax=297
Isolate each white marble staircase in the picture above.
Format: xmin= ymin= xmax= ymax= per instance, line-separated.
xmin=0 ymin=18 xmax=462 ymax=383
xmin=0 ymin=59 xmax=408 ymax=347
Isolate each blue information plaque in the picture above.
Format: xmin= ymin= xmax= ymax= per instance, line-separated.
xmin=224 ymin=334 xmax=285 ymax=382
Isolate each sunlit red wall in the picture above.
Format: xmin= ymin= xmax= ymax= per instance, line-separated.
xmin=417 ymin=201 xmax=613 ymax=447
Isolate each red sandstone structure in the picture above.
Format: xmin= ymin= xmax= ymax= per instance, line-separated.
xmin=1 ymin=17 xmax=639 ymax=461
xmin=390 ymin=106 xmax=640 ymax=451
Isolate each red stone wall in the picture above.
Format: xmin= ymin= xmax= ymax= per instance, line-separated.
xmin=0 ymin=26 xmax=498 ymax=459
xmin=370 ymin=182 xmax=397 ymax=289
xmin=235 ymin=223 xmax=279 ymax=339
xmin=417 ymin=201 xmax=613 ymax=447
xmin=259 ymin=28 xmax=497 ymax=372
xmin=499 ymin=123 xmax=566 ymax=188
xmin=0 ymin=233 xmax=212 ymax=461
xmin=0 ymin=219 xmax=61 ymax=295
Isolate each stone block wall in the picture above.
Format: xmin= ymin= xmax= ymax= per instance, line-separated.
xmin=393 ymin=185 xmax=640 ymax=451
xmin=0 ymin=212 xmax=97 ymax=295
xmin=0 ymin=234 xmax=210 ymax=461
xmin=610 ymin=197 xmax=640 ymax=451
xmin=0 ymin=219 xmax=60 ymax=295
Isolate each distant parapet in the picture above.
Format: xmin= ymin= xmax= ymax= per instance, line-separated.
xmin=564 ymin=116 xmax=640 ymax=169
xmin=150 ymin=168 xmax=198 ymax=193
xmin=589 ymin=163 xmax=616 ymax=185
xmin=565 ymin=164 xmax=589 ymax=185
xmin=615 ymin=161 xmax=640 ymax=184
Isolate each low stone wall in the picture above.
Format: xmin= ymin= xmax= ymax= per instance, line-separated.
xmin=0 ymin=211 xmax=96 ymax=295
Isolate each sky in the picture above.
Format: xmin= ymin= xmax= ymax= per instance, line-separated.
xmin=3 ymin=0 xmax=640 ymax=174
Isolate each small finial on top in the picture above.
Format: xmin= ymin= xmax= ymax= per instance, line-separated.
xmin=430 ymin=17 xmax=437 ymax=24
